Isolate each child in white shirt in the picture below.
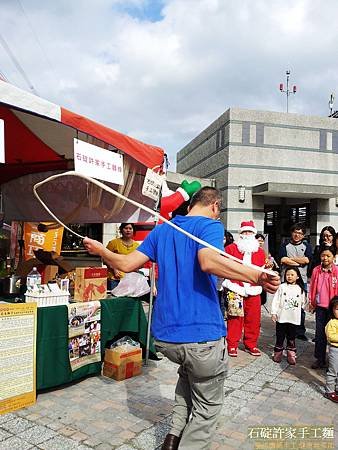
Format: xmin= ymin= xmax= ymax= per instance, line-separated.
xmin=271 ymin=266 xmax=306 ymax=365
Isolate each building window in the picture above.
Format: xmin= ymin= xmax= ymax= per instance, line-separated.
xmin=332 ymin=131 xmax=338 ymax=153
xmin=288 ymin=205 xmax=309 ymax=228
xmin=216 ymin=126 xmax=225 ymax=150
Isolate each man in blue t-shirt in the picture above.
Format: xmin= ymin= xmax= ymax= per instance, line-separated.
xmin=84 ymin=187 xmax=280 ymax=450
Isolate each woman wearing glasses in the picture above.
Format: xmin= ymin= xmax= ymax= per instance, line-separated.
xmin=308 ymin=226 xmax=336 ymax=277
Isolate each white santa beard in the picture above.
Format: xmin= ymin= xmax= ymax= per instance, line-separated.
xmin=236 ymin=237 xmax=260 ymax=254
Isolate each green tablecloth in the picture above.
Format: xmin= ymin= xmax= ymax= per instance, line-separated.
xmin=3 ymin=296 xmax=155 ymax=390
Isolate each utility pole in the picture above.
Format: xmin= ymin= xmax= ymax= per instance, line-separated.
xmin=279 ymin=70 xmax=297 ymax=113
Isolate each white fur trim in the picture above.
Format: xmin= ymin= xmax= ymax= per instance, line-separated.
xmin=161 ymin=180 xmax=173 ymax=197
xmin=245 ymin=285 xmax=262 ymax=296
xmin=176 ymin=187 xmax=190 ymax=201
xmin=222 ymin=279 xmax=247 ymax=297
xmin=239 ymin=225 xmax=257 ymax=234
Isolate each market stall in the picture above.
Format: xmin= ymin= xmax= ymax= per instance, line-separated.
xmin=0 ymin=81 xmax=164 ymax=413
xmin=4 ymin=296 xmax=155 ymax=390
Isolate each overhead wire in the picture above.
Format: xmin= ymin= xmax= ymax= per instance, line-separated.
xmin=16 ymin=0 xmax=58 ymax=81
xmin=0 ymin=69 xmax=9 ymax=82
xmin=0 ymin=32 xmax=38 ymax=95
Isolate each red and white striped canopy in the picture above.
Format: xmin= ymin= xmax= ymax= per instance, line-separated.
xmin=0 ymin=80 xmax=164 ymax=183
xmin=0 ymin=81 xmax=165 ymax=223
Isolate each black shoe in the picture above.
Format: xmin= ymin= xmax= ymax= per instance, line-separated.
xmin=161 ymin=434 xmax=181 ymax=450
xmin=311 ymin=360 xmax=326 ymax=369
xmin=296 ymin=335 xmax=308 ymax=341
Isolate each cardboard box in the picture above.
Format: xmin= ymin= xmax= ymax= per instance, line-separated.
xmin=41 ymin=265 xmax=58 ymax=284
xmin=102 ymin=347 xmax=142 ymax=381
xmin=74 ymin=267 xmax=108 ymax=301
xmin=15 ymin=250 xmax=74 ymax=278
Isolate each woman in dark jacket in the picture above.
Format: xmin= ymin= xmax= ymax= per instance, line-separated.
xmin=308 ymin=226 xmax=336 ymax=277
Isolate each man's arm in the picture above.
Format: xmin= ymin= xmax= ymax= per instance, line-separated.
xmin=281 ymin=241 xmax=312 ymax=266
xmin=291 ymin=256 xmax=309 ymax=264
xmin=198 ymin=248 xmax=280 ymax=293
xmin=83 ymin=237 xmax=149 ymax=272
xmin=280 ymin=256 xmax=300 ymax=266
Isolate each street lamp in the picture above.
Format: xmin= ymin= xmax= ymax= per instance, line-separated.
xmin=279 ymin=69 xmax=297 ymax=113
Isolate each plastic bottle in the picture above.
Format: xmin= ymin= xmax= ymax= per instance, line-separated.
xmin=26 ymin=267 xmax=42 ymax=289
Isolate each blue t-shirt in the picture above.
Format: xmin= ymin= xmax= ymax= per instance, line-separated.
xmin=138 ymin=215 xmax=226 ymax=343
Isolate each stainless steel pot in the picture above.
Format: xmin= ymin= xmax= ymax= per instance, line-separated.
xmin=1 ymin=275 xmax=22 ymax=294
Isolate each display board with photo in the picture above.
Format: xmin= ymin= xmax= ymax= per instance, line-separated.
xmin=67 ymin=301 xmax=101 ymax=371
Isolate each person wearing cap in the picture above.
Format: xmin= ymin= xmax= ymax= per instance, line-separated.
xmin=222 ymin=220 xmax=266 ymax=357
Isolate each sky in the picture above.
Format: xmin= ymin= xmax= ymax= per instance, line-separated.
xmin=0 ymin=0 xmax=337 ymax=169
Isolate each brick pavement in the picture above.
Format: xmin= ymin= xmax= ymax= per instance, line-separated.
xmin=0 ymin=309 xmax=337 ymax=450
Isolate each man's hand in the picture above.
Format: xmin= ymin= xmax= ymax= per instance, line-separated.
xmin=257 ymin=271 xmax=280 ymax=294
xmin=308 ymin=304 xmax=315 ymax=314
xmin=271 ymin=314 xmax=277 ymax=323
xmin=83 ymin=237 xmax=104 ymax=256
xmin=264 ymin=258 xmax=274 ymax=269
xmin=280 ymin=257 xmax=299 ymax=267
xmin=113 ymin=268 xmax=123 ymax=279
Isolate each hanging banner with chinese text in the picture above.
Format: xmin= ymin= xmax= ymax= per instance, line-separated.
xmin=142 ymin=168 xmax=164 ymax=201
xmin=23 ymin=222 xmax=64 ymax=260
xmin=0 ymin=302 xmax=37 ymax=415
xmin=74 ymin=139 xmax=124 ymax=185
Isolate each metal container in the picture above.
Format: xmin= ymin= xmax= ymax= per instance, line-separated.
xmin=1 ymin=275 xmax=22 ymax=294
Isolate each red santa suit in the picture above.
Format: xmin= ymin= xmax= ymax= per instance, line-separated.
xmin=159 ymin=180 xmax=190 ymax=220
xmin=223 ymin=221 xmax=266 ymax=354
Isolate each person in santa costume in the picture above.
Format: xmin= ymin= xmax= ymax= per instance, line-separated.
xmin=222 ymin=220 xmax=266 ymax=357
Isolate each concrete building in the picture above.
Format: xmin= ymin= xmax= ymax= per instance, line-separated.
xmin=177 ymin=108 xmax=338 ymax=254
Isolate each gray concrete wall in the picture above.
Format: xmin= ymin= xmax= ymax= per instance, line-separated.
xmin=177 ymin=108 xmax=338 ymax=239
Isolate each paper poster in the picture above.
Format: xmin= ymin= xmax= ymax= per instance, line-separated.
xmin=142 ymin=168 xmax=163 ymax=201
xmin=0 ymin=302 xmax=37 ymax=415
xmin=74 ymin=139 xmax=124 ymax=185
xmin=68 ymin=301 xmax=101 ymax=371
xmin=23 ymin=222 xmax=64 ymax=260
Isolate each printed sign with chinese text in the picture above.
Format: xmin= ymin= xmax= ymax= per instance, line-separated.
xmin=74 ymin=139 xmax=124 ymax=185
xmin=0 ymin=303 xmax=37 ymax=415
xmin=142 ymin=168 xmax=164 ymax=201
xmin=23 ymin=222 xmax=64 ymax=260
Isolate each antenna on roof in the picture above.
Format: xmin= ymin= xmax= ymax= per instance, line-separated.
xmin=279 ymin=69 xmax=297 ymax=113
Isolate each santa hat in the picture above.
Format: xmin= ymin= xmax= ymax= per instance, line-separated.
xmin=239 ymin=220 xmax=257 ymax=234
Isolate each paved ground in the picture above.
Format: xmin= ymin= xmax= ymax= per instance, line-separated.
xmin=0 ymin=307 xmax=337 ymax=450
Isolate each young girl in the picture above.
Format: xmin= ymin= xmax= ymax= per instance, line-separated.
xmin=309 ymin=247 xmax=338 ymax=369
xmin=271 ymin=267 xmax=306 ymax=365
xmin=324 ymin=297 xmax=338 ymax=402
